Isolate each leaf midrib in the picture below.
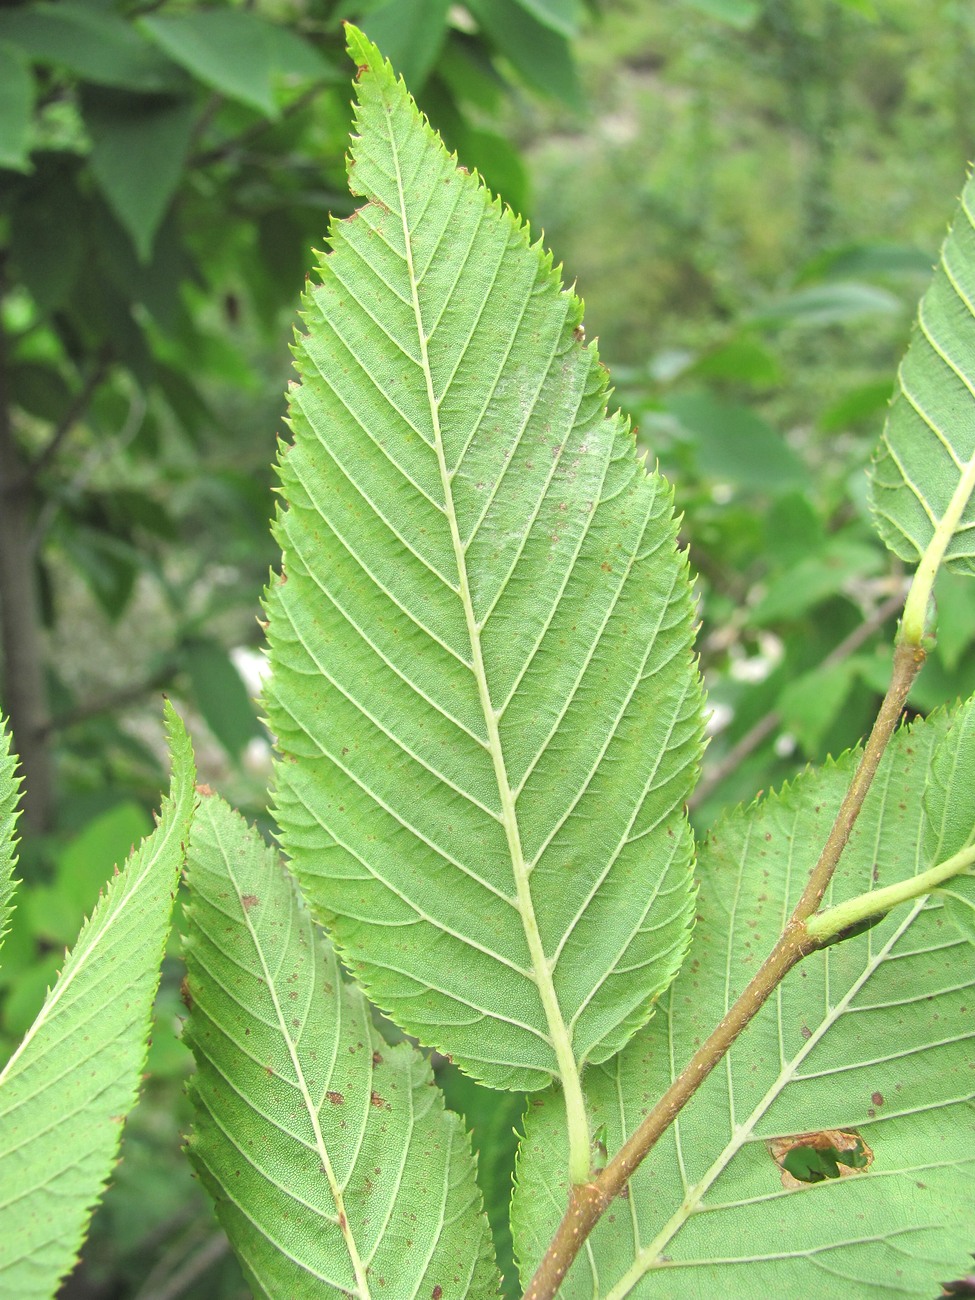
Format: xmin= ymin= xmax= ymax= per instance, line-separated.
xmin=213 ymin=815 xmax=373 ymax=1300
xmin=381 ymin=90 xmax=592 ymax=1175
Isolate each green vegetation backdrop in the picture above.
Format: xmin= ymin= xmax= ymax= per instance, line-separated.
xmin=1 ymin=1 xmax=973 ymax=1295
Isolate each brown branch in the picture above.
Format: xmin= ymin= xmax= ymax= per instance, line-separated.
xmin=523 ymin=636 xmax=925 ymax=1300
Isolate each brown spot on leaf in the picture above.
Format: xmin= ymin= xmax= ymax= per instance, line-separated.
xmin=241 ymin=894 xmax=259 ymax=911
xmin=871 ymin=1091 xmax=884 ymax=1107
xmin=432 ymin=1288 xmax=443 ymax=1300
xmin=370 ymin=1091 xmax=389 ymax=1109
xmin=327 ymin=1091 xmax=344 ymax=1105
xmin=372 ymin=1051 xmax=383 ymax=1066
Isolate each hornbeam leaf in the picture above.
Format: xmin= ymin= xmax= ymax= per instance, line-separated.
xmin=0 ymin=704 xmax=195 ymax=1298
xmin=869 ymin=173 xmax=975 ymax=573
xmin=182 ymin=792 xmax=499 ymax=1299
xmin=513 ymin=711 xmax=975 ymax=1297
xmin=0 ymin=718 xmax=20 ymax=963
xmin=264 ymin=27 xmax=704 ymax=1094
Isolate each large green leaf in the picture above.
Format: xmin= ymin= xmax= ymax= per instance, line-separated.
xmin=139 ymin=11 xmax=334 ymax=118
xmin=513 ymin=711 xmax=975 ymax=1296
xmin=83 ymin=90 xmax=197 ymax=263
xmin=869 ymin=174 xmax=975 ymax=574
xmin=0 ymin=704 xmax=195 ymax=1298
xmin=265 ymin=29 xmax=704 ymax=1093
xmin=0 ymin=719 xmax=20 ymax=963
xmin=183 ymin=792 xmax=499 ymax=1299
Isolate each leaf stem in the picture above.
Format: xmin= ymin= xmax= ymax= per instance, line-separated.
xmin=900 ymin=441 xmax=975 ymax=646
xmin=792 ymin=637 xmax=923 ymax=918
xmin=806 ymin=840 xmax=975 ymax=941
xmin=522 ymin=624 xmax=926 ymax=1300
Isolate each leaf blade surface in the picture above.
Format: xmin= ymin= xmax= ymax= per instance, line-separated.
xmin=869 ymin=174 xmax=975 ymax=574
xmin=264 ymin=29 xmax=704 ymax=1092
xmin=182 ymin=791 xmax=498 ymax=1299
xmin=0 ymin=704 xmax=195 ymax=1298
xmin=513 ymin=713 xmax=975 ymax=1296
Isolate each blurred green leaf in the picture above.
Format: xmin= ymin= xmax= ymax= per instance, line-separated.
xmin=750 ymin=281 xmax=903 ymax=327
xmin=511 ymin=0 xmax=583 ymax=38
xmin=666 ymin=392 xmax=806 ymax=492
xmin=0 ymin=41 xmax=34 ymax=171
xmin=181 ymin=638 xmax=262 ymax=762
xmin=8 ymin=159 xmax=84 ymax=312
xmin=83 ymin=90 xmax=196 ymax=263
xmin=363 ymin=0 xmax=450 ymax=89
xmin=749 ymin=538 xmax=884 ymax=623
xmin=467 ymin=0 xmax=583 ymax=108
xmin=62 ymin=525 xmax=140 ymax=619
xmin=685 ymin=336 xmax=782 ymax=386
xmin=819 ymin=379 xmax=892 ymax=432
xmin=139 ymin=11 xmax=332 ymax=118
xmin=459 ymin=125 xmax=529 ymax=215
xmin=0 ymin=2 xmax=187 ymax=92
xmin=777 ymin=659 xmax=857 ymax=755
xmin=796 ymin=240 xmax=934 ymax=285
xmin=23 ymin=801 xmax=149 ymax=947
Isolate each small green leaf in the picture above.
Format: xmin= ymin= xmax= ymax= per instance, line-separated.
xmin=514 ymin=712 xmax=975 ymax=1296
xmin=22 ymin=801 xmax=149 ymax=948
xmin=750 ymin=280 xmax=903 ymax=327
xmin=748 ymin=537 xmax=884 ymax=624
xmin=666 ymin=392 xmax=805 ymax=493
xmin=776 ymin=659 xmax=858 ymax=755
xmin=0 ymin=704 xmax=195 ymax=1299
xmin=0 ymin=2 xmax=186 ymax=92
xmin=83 ymin=90 xmax=196 ymax=263
xmin=181 ymin=637 xmax=263 ymax=762
xmin=869 ymin=174 xmax=975 ymax=574
xmin=0 ymin=41 xmax=34 ymax=171
xmin=511 ymin=0 xmax=583 ymax=38
xmin=139 ymin=11 xmax=332 ymax=118
xmin=467 ymin=0 xmax=583 ymax=107
xmin=0 ymin=719 xmax=21 ymax=965
xmin=183 ymin=792 xmax=499 ymax=1299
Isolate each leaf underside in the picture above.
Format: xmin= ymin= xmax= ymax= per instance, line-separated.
xmin=264 ymin=29 xmax=703 ymax=1093
xmin=869 ymin=173 xmax=975 ymax=572
xmin=183 ymin=793 xmax=499 ymax=1300
xmin=0 ymin=704 xmax=195 ymax=1299
xmin=513 ymin=711 xmax=975 ymax=1297
xmin=0 ymin=718 xmax=21 ymax=962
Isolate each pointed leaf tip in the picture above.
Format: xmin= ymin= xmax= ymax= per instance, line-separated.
xmin=266 ymin=14 xmax=704 ymax=1095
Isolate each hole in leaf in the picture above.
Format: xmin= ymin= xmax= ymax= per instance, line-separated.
xmin=767 ymin=1129 xmax=873 ymax=1188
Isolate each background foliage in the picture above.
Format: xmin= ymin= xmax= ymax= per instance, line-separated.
xmin=1 ymin=0 xmax=973 ymax=1295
